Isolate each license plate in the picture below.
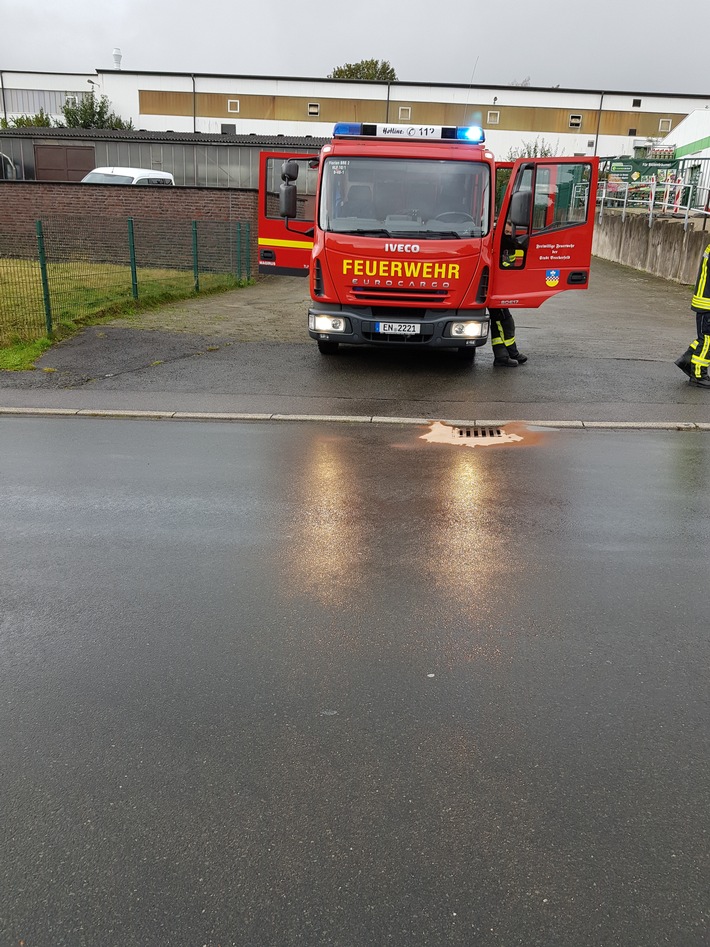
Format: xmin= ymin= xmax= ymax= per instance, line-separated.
xmin=374 ymin=322 xmax=420 ymax=334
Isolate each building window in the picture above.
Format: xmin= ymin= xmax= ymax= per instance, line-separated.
xmin=398 ymin=106 xmax=411 ymax=121
xmin=221 ymin=123 xmax=236 ymax=134
xmin=587 ymin=140 xmax=595 ymax=148
xmin=659 ymin=118 xmax=672 ymax=133
xmin=568 ymin=114 xmax=582 ymax=128
xmin=308 ymin=102 xmax=320 ymax=117
xmin=632 ymin=98 xmax=642 ymax=107
xmin=487 ymin=110 xmax=500 ymax=125
xmin=7 ymin=89 xmax=79 ymax=114
xmin=227 ymin=99 xmax=240 ymax=113
xmin=628 ymin=128 xmax=637 ymax=136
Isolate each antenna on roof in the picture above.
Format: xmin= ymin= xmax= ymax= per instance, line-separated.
xmin=464 ymin=56 xmax=481 ymax=127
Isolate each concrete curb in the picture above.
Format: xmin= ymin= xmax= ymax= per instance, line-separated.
xmin=0 ymin=406 xmax=708 ymax=431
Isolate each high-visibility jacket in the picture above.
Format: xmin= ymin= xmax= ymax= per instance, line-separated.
xmin=691 ymin=243 xmax=710 ymax=312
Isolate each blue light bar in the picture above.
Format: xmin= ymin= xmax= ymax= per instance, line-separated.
xmin=332 ymin=122 xmax=486 ymax=143
xmin=333 ymin=123 xmax=363 ymax=137
xmin=457 ymin=125 xmax=485 ymax=143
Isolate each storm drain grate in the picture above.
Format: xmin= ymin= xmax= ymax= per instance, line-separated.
xmin=453 ymin=426 xmax=504 ymax=440
xmin=420 ymin=421 xmax=523 ymax=448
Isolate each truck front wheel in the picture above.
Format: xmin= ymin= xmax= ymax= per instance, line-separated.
xmin=455 ymin=347 xmax=476 ymax=362
xmin=317 ymin=340 xmax=340 ymax=355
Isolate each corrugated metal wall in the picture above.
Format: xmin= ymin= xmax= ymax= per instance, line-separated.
xmin=0 ymin=136 xmax=320 ymax=187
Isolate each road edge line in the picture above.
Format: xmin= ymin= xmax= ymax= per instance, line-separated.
xmin=0 ymin=407 xmax=705 ymax=430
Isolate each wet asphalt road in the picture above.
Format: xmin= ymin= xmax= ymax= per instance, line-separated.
xmin=2 ymin=417 xmax=709 ymax=946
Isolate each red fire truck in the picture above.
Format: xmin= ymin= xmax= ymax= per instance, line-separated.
xmin=257 ymin=123 xmax=598 ymax=359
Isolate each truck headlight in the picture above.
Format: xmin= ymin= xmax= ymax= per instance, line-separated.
xmin=310 ymin=315 xmax=347 ymax=333
xmin=450 ymin=321 xmax=487 ymax=338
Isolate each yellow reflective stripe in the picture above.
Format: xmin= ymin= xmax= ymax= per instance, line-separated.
xmin=492 ymin=317 xmax=515 ymax=346
xmin=691 ymin=336 xmax=710 ymax=374
xmin=692 ymin=248 xmax=710 ymax=307
xmin=700 ymin=248 xmax=710 ymax=292
xmin=258 ymin=237 xmax=313 ymax=250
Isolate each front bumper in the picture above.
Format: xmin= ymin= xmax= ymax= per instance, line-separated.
xmin=307 ymin=303 xmax=490 ymax=349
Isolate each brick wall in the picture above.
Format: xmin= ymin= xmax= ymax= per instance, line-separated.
xmin=0 ymin=181 xmax=259 ymax=273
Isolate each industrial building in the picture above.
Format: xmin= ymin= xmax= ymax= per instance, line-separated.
xmin=2 ymin=64 xmax=709 ymax=162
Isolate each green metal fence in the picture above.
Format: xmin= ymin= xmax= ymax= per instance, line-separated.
xmin=0 ymin=215 xmax=252 ymax=346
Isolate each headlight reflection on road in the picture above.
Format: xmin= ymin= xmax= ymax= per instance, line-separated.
xmin=285 ymin=436 xmax=364 ymax=609
xmin=428 ymin=451 xmax=514 ymax=635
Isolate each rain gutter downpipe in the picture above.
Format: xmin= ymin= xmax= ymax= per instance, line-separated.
xmin=191 ymin=74 xmax=196 ymax=133
xmin=593 ymin=91 xmax=605 ymax=156
xmin=0 ymin=72 xmax=7 ymax=125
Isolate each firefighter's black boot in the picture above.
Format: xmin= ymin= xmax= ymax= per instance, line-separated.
xmin=689 ymin=371 xmax=710 ymax=388
xmin=492 ymin=342 xmax=517 ymax=366
xmin=507 ymin=347 xmax=528 ymax=364
xmin=675 ymin=348 xmax=694 ymax=377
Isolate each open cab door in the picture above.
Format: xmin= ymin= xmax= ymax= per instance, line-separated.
xmin=489 ymin=156 xmax=599 ymax=308
xmin=257 ymin=151 xmax=319 ymax=275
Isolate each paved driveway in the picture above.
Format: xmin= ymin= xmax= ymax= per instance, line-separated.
xmin=1 ymin=258 xmax=707 ymax=424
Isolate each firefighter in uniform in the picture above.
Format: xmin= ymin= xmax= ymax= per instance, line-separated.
xmin=675 ymin=242 xmax=710 ymax=388
xmin=489 ymin=219 xmax=528 ymax=367
xmin=488 ymin=308 xmax=527 ymax=367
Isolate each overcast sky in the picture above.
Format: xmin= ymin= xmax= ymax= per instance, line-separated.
xmin=1 ymin=0 xmax=708 ymax=96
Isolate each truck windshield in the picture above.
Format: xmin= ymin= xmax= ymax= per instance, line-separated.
xmin=319 ymin=156 xmax=490 ymax=238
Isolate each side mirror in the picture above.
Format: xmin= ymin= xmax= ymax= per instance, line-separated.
xmin=509 ymin=188 xmax=531 ymax=228
xmin=281 ymin=160 xmax=299 ymax=183
xmin=279 ymin=181 xmax=297 ymax=218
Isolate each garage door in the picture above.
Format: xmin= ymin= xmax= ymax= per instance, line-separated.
xmin=34 ymin=144 xmax=96 ymax=182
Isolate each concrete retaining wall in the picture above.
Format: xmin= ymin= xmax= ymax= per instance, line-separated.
xmin=592 ymin=211 xmax=710 ymax=284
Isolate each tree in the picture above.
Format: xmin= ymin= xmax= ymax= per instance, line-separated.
xmin=510 ymin=76 xmax=531 ymax=87
xmin=328 ymin=59 xmax=397 ymax=81
xmin=506 ymin=137 xmax=560 ymax=159
xmin=61 ymin=92 xmax=133 ymax=130
xmin=495 ymin=138 xmax=561 ymax=210
xmin=0 ymin=108 xmax=54 ymax=128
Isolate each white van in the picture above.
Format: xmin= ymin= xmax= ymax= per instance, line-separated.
xmin=81 ymin=167 xmax=175 ymax=186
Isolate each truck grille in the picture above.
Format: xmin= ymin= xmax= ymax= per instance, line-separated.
xmin=351 ymin=285 xmax=450 ymax=304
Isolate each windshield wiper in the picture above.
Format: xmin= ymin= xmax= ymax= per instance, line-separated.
xmin=415 ymin=230 xmax=462 ymax=239
xmin=329 ymin=227 xmax=393 ymax=237
xmin=412 ymin=230 xmax=485 ymax=240
xmin=347 ymin=228 xmax=392 ymax=236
